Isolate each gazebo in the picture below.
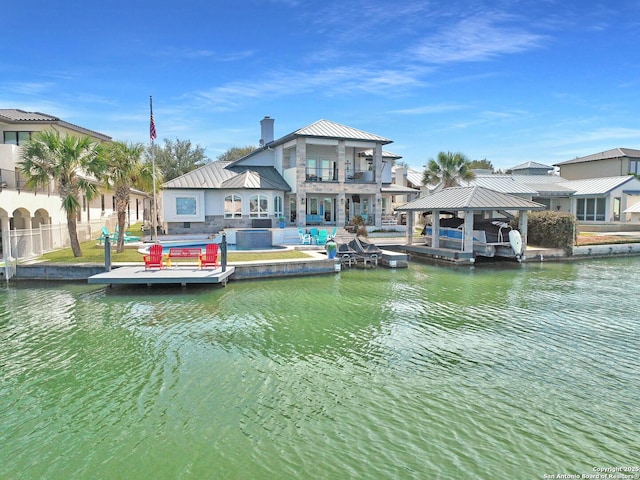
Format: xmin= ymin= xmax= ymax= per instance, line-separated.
xmin=394 ymin=186 xmax=546 ymax=261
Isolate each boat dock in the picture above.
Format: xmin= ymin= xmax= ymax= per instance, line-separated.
xmin=88 ymin=266 xmax=235 ymax=287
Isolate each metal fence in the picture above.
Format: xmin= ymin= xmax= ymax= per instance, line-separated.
xmin=7 ymin=221 xmax=104 ymax=260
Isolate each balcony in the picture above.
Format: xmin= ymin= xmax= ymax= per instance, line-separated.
xmin=305 ymin=166 xmax=337 ymax=183
xmin=346 ymin=170 xmax=375 ymax=183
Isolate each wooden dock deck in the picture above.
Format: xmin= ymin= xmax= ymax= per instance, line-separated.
xmin=88 ymin=266 xmax=235 ymax=286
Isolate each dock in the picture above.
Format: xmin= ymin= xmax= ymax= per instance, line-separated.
xmin=88 ymin=266 xmax=235 ymax=286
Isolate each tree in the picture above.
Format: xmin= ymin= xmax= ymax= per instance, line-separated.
xmin=19 ymin=131 xmax=106 ymax=257
xmin=146 ymin=138 xmax=208 ymax=181
xmin=468 ymin=158 xmax=494 ymax=172
xmin=104 ymin=141 xmax=150 ymax=253
xmin=217 ymin=145 xmax=257 ymax=162
xmin=422 ymin=151 xmax=475 ymax=188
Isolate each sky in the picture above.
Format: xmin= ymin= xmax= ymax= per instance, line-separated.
xmin=3 ymin=0 xmax=640 ymax=172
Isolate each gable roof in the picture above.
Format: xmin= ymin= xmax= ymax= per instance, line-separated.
xmin=555 ymin=148 xmax=640 ymax=166
xmin=0 ymin=108 xmax=112 ymax=141
xmin=272 ymin=119 xmax=392 ymax=146
xmin=558 ymin=175 xmax=640 ymax=196
xmin=395 ymin=186 xmax=546 ymax=212
xmin=163 ymin=161 xmax=290 ymax=191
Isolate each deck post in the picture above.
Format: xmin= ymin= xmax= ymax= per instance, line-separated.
xmin=104 ymin=235 xmax=111 ymax=272
xmin=221 ymin=233 xmax=227 ymax=272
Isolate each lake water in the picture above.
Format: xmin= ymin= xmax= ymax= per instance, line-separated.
xmin=1 ymin=258 xmax=639 ymax=479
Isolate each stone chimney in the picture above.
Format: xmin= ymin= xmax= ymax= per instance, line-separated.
xmin=260 ymin=116 xmax=274 ymax=146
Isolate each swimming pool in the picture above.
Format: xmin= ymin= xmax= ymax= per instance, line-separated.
xmin=138 ymin=240 xmax=290 ymax=255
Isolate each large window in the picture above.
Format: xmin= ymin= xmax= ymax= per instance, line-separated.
xmin=576 ymin=197 xmax=606 ymax=221
xmin=3 ymin=131 xmax=32 ymax=145
xmin=249 ymin=194 xmax=268 ymax=218
xmin=630 ymin=159 xmax=640 ymax=175
xmin=224 ymin=195 xmax=242 ymax=218
xmin=274 ymin=195 xmax=283 ymax=217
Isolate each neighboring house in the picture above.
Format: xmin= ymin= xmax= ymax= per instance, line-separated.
xmin=559 ymin=176 xmax=640 ymax=223
xmin=161 ymin=117 xmax=400 ymax=234
xmin=457 ymin=170 xmax=640 ymax=224
xmin=554 ymin=148 xmax=640 ymax=180
xmin=0 ymin=109 xmax=149 ymax=259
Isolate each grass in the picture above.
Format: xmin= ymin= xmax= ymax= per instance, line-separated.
xmin=37 ymin=239 xmax=313 ymax=264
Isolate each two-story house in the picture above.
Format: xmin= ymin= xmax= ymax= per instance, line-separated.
xmin=162 ymin=117 xmax=402 ymax=234
xmin=0 ymin=109 xmax=149 ymax=260
xmin=553 ymin=148 xmax=640 ymax=223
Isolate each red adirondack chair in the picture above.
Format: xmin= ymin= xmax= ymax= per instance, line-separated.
xmin=198 ymin=243 xmax=219 ymax=269
xmin=143 ymin=244 xmax=165 ymax=270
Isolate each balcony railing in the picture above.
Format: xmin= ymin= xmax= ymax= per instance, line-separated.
xmin=0 ymin=168 xmax=56 ymax=194
xmin=304 ymin=168 xmax=376 ymax=183
xmin=346 ymin=170 xmax=375 ymax=183
xmin=305 ymin=167 xmax=337 ymax=182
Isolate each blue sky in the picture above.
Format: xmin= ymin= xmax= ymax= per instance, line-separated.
xmin=3 ymin=0 xmax=640 ymax=171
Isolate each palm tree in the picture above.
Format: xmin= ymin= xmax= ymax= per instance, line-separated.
xmin=104 ymin=141 xmax=151 ymax=253
xmin=19 ymin=131 xmax=105 ymax=257
xmin=422 ymin=151 xmax=475 ymax=188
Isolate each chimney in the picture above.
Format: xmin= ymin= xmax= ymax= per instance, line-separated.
xmin=260 ymin=116 xmax=274 ymax=146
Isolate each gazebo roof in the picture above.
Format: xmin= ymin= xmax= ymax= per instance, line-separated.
xmin=394 ymin=186 xmax=546 ymax=212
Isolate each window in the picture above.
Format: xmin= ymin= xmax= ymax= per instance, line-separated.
xmin=224 ymin=195 xmax=242 ymax=218
xmin=249 ymin=195 xmax=268 ymax=217
xmin=630 ymin=159 xmax=640 ymax=175
xmin=3 ymin=131 xmax=32 ymax=145
xmin=274 ymin=195 xmax=283 ymax=216
xmin=576 ymin=197 xmax=606 ymax=221
xmin=176 ymin=197 xmax=197 ymax=215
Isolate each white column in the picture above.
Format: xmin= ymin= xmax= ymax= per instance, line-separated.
xmin=432 ymin=209 xmax=440 ymax=248
xmin=463 ymin=211 xmax=474 ymax=253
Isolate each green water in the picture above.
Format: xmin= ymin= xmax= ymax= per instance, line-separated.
xmin=1 ymin=258 xmax=639 ymax=479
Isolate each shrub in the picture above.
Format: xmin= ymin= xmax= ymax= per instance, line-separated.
xmin=522 ymin=211 xmax=577 ymax=254
xmin=348 ymin=215 xmax=368 ymax=237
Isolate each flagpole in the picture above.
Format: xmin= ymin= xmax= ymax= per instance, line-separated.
xmin=150 ymin=95 xmax=158 ymax=243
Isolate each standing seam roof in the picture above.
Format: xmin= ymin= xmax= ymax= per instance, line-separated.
xmin=395 ymin=186 xmax=546 ymax=211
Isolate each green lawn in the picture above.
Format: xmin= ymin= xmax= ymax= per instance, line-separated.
xmin=38 ymin=239 xmax=313 ymax=264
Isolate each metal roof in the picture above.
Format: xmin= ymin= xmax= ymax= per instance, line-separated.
xmin=558 ymin=175 xmax=640 ymax=196
xmin=358 ymin=149 xmax=402 ymax=159
xmin=272 ymin=119 xmax=392 ymax=146
xmin=624 ymin=200 xmax=640 ymax=213
xmin=381 ymin=184 xmax=421 ymax=194
xmin=555 ymin=147 xmax=640 ymax=166
xmin=163 ymin=161 xmax=291 ymax=191
xmin=509 ymin=161 xmax=554 ymax=171
xmin=0 ymin=108 xmax=112 ymax=141
xmin=394 ymin=186 xmax=546 ymax=212
xmin=461 ymin=175 xmax=539 ymax=195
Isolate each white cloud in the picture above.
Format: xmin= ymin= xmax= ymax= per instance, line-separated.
xmin=411 ymin=14 xmax=547 ymax=64
xmin=390 ymin=103 xmax=469 ymax=115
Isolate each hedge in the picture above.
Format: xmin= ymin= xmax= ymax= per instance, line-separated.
xmin=523 ymin=211 xmax=578 ymax=254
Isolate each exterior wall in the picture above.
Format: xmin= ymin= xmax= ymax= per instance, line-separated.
xmin=163 ymin=188 xmax=287 ymax=234
xmin=559 ymin=158 xmax=627 ymax=180
xmin=288 ymin=138 xmax=385 ymax=227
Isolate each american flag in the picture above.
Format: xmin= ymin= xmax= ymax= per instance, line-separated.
xmin=150 ymin=96 xmax=157 ymax=141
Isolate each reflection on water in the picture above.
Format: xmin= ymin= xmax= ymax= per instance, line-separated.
xmin=1 ymin=258 xmax=639 ymax=479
